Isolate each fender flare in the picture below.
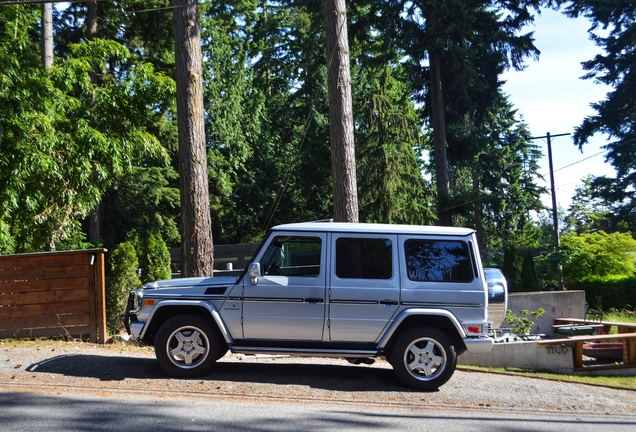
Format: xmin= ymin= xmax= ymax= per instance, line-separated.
xmin=139 ymin=300 xmax=234 ymax=345
xmin=376 ymin=308 xmax=467 ymax=349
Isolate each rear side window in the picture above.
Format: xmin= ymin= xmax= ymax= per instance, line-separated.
xmin=404 ymin=239 xmax=474 ymax=282
xmin=336 ymin=237 xmax=392 ymax=279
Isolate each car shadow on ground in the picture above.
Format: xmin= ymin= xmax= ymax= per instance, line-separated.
xmin=25 ymin=353 xmax=410 ymax=392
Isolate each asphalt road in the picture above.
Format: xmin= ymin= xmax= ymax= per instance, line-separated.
xmin=2 ymin=389 xmax=636 ymax=431
xmin=1 ymin=341 xmax=635 ymax=431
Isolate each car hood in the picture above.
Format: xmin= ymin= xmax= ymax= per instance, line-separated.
xmin=142 ymin=275 xmax=239 ymax=290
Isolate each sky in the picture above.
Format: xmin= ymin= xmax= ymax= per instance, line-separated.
xmin=501 ymin=7 xmax=614 ymax=211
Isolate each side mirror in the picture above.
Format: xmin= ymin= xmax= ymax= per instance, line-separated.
xmin=248 ymin=262 xmax=260 ymax=285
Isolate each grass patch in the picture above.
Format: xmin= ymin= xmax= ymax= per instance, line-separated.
xmin=601 ymin=309 xmax=636 ymax=325
xmin=459 ymin=365 xmax=636 ymax=390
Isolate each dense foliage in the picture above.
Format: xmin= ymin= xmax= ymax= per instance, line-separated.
xmin=139 ymin=233 xmax=172 ymax=283
xmin=561 ymin=231 xmax=636 ymax=282
xmin=572 ymin=276 xmax=636 ymax=312
xmin=2 ymin=1 xmax=636 ymax=311
xmin=0 ymin=5 xmax=174 ymax=253
xmin=107 ymin=241 xmax=142 ymax=334
xmin=0 ymin=1 xmax=550 ymax=253
xmin=560 ymin=1 xmax=636 ymax=232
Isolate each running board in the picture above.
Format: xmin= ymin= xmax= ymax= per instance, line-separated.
xmin=230 ymin=346 xmax=379 ymax=358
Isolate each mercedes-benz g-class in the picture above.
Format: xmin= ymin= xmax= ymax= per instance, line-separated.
xmin=125 ymin=221 xmax=506 ymax=390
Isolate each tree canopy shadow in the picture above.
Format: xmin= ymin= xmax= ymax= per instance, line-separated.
xmin=26 ymin=353 xmax=410 ymax=392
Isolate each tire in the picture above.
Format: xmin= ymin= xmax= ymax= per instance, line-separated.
xmin=391 ymin=326 xmax=457 ymax=391
xmin=154 ymin=314 xmax=220 ymax=378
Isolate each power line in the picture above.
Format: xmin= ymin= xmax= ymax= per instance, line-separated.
xmin=0 ymin=0 xmax=179 ymax=13
xmin=533 ymin=135 xmax=636 ymax=179
xmin=0 ymin=0 xmax=108 ymax=5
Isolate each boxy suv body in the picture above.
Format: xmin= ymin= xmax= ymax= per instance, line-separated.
xmin=125 ymin=222 xmax=506 ymax=390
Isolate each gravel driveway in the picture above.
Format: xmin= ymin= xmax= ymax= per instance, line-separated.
xmin=1 ymin=340 xmax=635 ymax=416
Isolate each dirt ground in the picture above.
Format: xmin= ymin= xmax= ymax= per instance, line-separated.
xmin=1 ymin=339 xmax=636 ymax=416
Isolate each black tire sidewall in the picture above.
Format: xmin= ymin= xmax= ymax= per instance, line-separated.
xmin=391 ymin=325 xmax=457 ymax=391
xmin=155 ymin=314 xmax=220 ymax=378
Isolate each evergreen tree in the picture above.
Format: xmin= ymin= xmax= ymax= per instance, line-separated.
xmin=141 ymin=233 xmax=172 ymax=283
xmin=346 ymin=1 xmax=435 ymax=225
xmin=107 ymin=241 xmax=142 ymax=334
xmin=564 ymin=175 xmax=611 ymax=234
xmin=101 ymin=167 xmax=180 ymax=253
xmin=521 ymin=247 xmax=540 ymax=291
xmin=502 ymin=243 xmax=521 ymax=292
xmin=460 ymin=94 xmax=546 ymax=250
xmin=560 ymin=1 xmax=636 ymax=232
xmin=371 ymin=0 xmax=543 ymax=225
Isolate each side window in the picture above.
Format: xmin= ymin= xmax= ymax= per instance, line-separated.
xmin=336 ymin=237 xmax=392 ymax=279
xmin=404 ymin=239 xmax=474 ymax=282
xmin=260 ymin=236 xmax=321 ymax=277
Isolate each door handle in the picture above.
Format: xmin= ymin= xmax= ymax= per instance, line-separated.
xmin=380 ymin=299 xmax=398 ymax=306
xmin=305 ymin=297 xmax=324 ymax=304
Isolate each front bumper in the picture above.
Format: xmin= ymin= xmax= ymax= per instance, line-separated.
xmin=129 ymin=322 xmax=144 ymax=340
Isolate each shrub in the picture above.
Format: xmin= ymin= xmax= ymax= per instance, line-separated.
xmin=107 ymin=242 xmax=142 ymax=334
xmin=140 ymin=233 xmax=171 ymax=283
xmin=561 ymin=231 xmax=636 ymax=283
xmin=505 ymin=308 xmax=545 ymax=335
xmin=571 ymin=275 xmax=636 ymax=311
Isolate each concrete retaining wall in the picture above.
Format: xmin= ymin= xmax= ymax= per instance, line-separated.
xmin=458 ymin=341 xmax=574 ymax=374
xmin=458 ymin=291 xmax=584 ymax=374
xmin=504 ymin=290 xmax=586 ymax=335
xmin=458 ymin=290 xmax=636 ymax=376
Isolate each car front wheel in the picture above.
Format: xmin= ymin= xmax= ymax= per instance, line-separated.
xmin=155 ymin=314 xmax=220 ymax=377
xmin=391 ymin=326 xmax=457 ymax=390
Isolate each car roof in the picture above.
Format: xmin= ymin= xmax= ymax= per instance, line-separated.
xmin=270 ymin=221 xmax=475 ymax=236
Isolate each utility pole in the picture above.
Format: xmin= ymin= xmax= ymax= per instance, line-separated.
xmin=531 ymin=132 xmax=570 ymax=291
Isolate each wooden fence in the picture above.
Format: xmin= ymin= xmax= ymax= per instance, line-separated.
xmin=0 ymin=249 xmax=107 ymax=343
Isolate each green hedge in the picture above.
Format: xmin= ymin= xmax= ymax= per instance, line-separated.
xmin=140 ymin=233 xmax=171 ymax=283
xmin=107 ymin=241 xmax=142 ymax=334
xmin=570 ymin=276 xmax=636 ymax=311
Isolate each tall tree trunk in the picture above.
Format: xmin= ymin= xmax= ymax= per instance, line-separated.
xmin=41 ymin=2 xmax=53 ymax=69
xmin=173 ymin=0 xmax=214 ymax=277
xmin=429 ymin=50 xmax=452 ymax=226
xmin=41 ymin=2 xmax=54 ymax=248
xmin=323 ymin=0 xmax=359 ymax=223
xmin=86 ymin=1 xmax=97 ymax=39
xmin=86 ymin=1 xmax=102 ymax=244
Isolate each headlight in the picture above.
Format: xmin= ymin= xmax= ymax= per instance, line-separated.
xmin=129 ymin=290 xmax=142 ymax=314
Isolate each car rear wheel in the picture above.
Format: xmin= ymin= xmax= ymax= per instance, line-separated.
xmin=391 ymin=326 xmax=457 ymax=390
xmin=155 ymin=314 xmax=220 ymax=378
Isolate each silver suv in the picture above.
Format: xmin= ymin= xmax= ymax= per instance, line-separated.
xmin=125 ymin=222 xmax=505 ymax=390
